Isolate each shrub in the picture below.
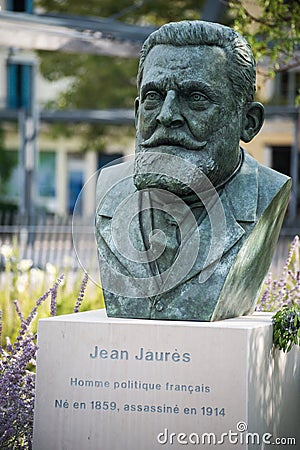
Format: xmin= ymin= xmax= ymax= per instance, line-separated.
xmin=272 ymin=304 xmax=300 ymax=352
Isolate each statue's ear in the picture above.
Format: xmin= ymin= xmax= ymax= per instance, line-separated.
xmin=240 ymin=102 xmax=264 ymax=143
xmin=134 ymin=97 xmax=140 ymax=129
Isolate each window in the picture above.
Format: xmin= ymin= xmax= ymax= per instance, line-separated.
xmin=6 ymin=0 xmax=33 ymax=13
xmin=273 ymin=71 xmax=300 ymax=105
xmin=272 ymin=145 xmax=300 ymax=213
xmin=67 ymin=155 xmax=84 ymax=214
xmin=272 ymin=146 xmax=292 ymax=177
xmin=7 ymin=63 xmax=33 ymax=111
xmin=98 ymin=153 xmax=123 ymax=169
xmin=38 ymin=152 xmax=56 ymax=197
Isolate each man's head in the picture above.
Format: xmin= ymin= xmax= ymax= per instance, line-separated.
xmin=138 ymin=20 xmax=256 ymax=108
xmin=134 ymin=21 xmax=264 ymax=194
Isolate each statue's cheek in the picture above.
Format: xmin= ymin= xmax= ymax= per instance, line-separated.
xmin=139 ymin=109 xmax=159 ymax=134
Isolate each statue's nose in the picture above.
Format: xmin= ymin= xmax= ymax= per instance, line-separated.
xmin=156 ymin=90 xmax=184 ymax=128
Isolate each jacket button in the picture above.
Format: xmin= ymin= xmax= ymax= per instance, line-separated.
xmin=155 ymin=301 xmax=164 ymax=312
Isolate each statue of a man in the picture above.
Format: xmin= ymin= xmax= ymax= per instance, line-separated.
xmin=95 ymin=21 xmax=291 ymax=321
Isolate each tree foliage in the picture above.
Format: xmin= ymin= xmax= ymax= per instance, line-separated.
xmin=229 ymin=0 xmax=300 ymax=76
xmin=37 ymin=0 xmax=205 ymax=25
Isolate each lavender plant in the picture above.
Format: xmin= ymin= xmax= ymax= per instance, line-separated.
xmin=0 ymin=272 xmax=90 ymax=449
xmin=0 ymin=285 xmax=54 ymax=449
xmin=73 ymin=272 xmax=89 ymax=314
xmin=50 ymin=275 xmax=65 ymax=317
xmin=257 ymin=235 xmax=300 ymax=311
xmin=257 ymin=235 xmax=300 ymax=352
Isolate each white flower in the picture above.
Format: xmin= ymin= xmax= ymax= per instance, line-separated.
xmin=45 ymin=262 xmax=57 ymax=275
xmin=0 ymin=244 xmax=13 ymax=258
xmin=29 ymin=268 xmax=45 ymax=289
xmin=18 ymin=259 xmax=33 ymax=272
xmin=63 ymin=255 xmax=73 ymax=268
xmin=16 ymin=273 xmax=29 ymax=293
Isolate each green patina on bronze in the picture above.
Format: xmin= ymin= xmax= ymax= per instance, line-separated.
xmin=95 ymin=20 xmax=291 ymax=321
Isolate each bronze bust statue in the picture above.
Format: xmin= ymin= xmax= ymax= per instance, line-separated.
xmin=95 ymin=20 xmax=291 ymax=321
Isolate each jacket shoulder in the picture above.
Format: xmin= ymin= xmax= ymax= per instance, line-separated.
xmin=256 ymin=158 xmax=291 ymax=212
xmin=96 ymin=160 xmax=135 ymax=217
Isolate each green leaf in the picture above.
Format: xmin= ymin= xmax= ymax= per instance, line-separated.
xmin=272 ymin=303 xmax=300 ymax=353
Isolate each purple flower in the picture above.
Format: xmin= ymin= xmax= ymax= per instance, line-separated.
xmin=257 ymin=236 xmax=300 ymax=312
xmin=0 ymin=275 xmax=65 ymax=449
xmin=50 ymin=274 xmax=64 ymax=317
xmin=74 ymin=272 xmax=89 ymax=313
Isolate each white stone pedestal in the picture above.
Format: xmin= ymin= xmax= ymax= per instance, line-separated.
xmin=33 ymin=310 xmax=299 ymax=450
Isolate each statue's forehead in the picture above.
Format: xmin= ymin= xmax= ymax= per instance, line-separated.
xmin=144 ymin=44 xmax=226 ymax=67
xmin=142 ymin=44 xmax=228 ymax=83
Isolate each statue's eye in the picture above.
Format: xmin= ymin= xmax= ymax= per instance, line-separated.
xmin=189 ymin=92 xmax=208 ymax=102
xmin=144 ymin=91 xmax=161 ymax=101
xmin=188 ymin=91 xmax=210 ymax=110
xmin=143 ymin=91 xmax=162 ymax=109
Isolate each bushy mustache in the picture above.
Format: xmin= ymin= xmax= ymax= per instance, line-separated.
xmin=140 ymin=130 xmax=207 ymax=151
